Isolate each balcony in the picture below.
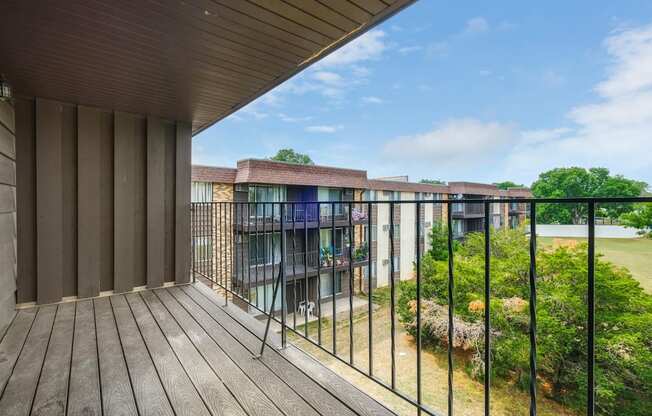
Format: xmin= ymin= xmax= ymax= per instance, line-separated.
xmin=0 ymin=283 xmax=394 ymax=416
xmin=451 ymin=201 xmax=486 ymax=218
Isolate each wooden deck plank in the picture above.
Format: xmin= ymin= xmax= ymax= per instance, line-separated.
xmin=31 ymin=302 xmax=75 ymax=416
xmin=181 ymin=284 xmax=360 ymax=416
xmin=0 ymin=308 xmax=37 ymax=395
xmin=67 ymin=299 xmax=102 ymax=416
xmin=191 ymin=283 xmax=397 ymax=416
xmin=140 ymin=290 xmax=247 ymax=416
xmin=110 ymin=295 xmax=174 ymax=416
xmin=155 ymin=288 xmax=291 ymax=416
xmin=94 ymin=297 xmax=138 ymax=416
xmin=0 ymin=305 xmax=56 ymax=416
xmin=125 ymin=293 xmax=211 ymax=416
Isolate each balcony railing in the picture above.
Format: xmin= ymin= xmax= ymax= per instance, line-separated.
xmin=191 ymin=197 xmax=652 ymax=416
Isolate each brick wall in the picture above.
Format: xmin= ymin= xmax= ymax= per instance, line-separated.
xmin=212 ymin=183 xmax=234 ymax=287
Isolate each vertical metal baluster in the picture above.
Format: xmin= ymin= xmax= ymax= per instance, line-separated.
xmin=587 ymin=201 xmax=596 ymax=416
xmin=416 ymin=201 xmax=422 ymax=415
xmin=528 ymin=202 xmax=538 ymax=416
xmin=255 ymin=202 xmax=259 ymax=309
xmin=230 ymin=203 xmax=234 ymax=304
xmin=263 ymin=203 xmax=268 ymax=312
xmin=191 ymin=204 xmax=195 ymax=282
xmin=304 ymin=203 xmax=309 ymax=338
xmin=484 ymin=200 xmax=491 ymax=416
xmin=447 ymin=200 xmax=455 ymax=416
xmin=317 ymin=202 xmax=322 ymax=346
xmin=247 ymin=202 xmax=251 ymax=303
xmin=390 ymin=201 xmax=396 ymax=389
xmin=348 ymin=201 xmax=354 ymax=365
xmin=292 ymin=203 xmax=297 ymax=330
xmin=210 ymin=203 xmax=215 ymax=283
xmin=218 ymin=203 xmax=222 ymax=288
xmin=331 ymin=201 xmax=337 ymax=355
xmin=367 ymin=201 xmax=374 ymax=377
xmin=280 ymin=203 xmax=287 ymax=348
xmin=241 ymin=203 xmax=246 ymax=299
xmin=272 ymin=204 xmax=277 ymax=316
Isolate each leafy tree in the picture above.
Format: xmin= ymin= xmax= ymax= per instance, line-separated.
xmin=399 ymin=227 xmax=652 ymax=415
xmin=427 ymin=221 xmax=458 ymax=260
xmin=620 ymin=203 xmax=652 ymax=237
xmin=269 ymin=148 xmax=314 ymax=165
xmin=420 ymin=179 xmax=447 ymax=185
xmin=531 ymin=167 xmax=646 ymax=224
xmin=494 ymin=181 xmax=524 ymax=190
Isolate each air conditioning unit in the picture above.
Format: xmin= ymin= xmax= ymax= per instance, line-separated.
xmin=382 ymin=224 xmax=390 ymax=231
xmin=425 ymin=222 xmax=432 ymax=228
xmin=382 ymin=259 xmax=389 ymax=266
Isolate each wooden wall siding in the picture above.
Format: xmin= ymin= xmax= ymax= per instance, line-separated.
xmin=114 ymin=112 xmax=147 ymax=293
xmin=15 ymin=98 xmax=190 ymax=304
xmin=0 ymin=100 xmax=16 ymax=334
xmin=175 ymin=122 xmax=192 ymax=284
xmin=15 ymin=99 xmax=36 ymax=303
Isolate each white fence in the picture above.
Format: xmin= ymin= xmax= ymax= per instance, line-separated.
xmin=537 ymin=224 xmax=640 ymax=239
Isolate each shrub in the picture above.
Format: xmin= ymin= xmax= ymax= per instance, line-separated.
xmin=399 ymin=227 xmax=652 ymax=415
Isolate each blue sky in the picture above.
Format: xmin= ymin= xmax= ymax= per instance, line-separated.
xmin=193 ymin=1 xmax=652 ymax=187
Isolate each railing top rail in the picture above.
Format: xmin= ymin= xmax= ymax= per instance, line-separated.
xmin=192 ymin=196 xmax=652 ymax=205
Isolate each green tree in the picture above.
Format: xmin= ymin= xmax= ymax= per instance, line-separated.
xmin=269 ymin=148 xmax=314 ymax=165
xmin=420 ymin=179 xmax=446 ymax=185
xmin=494 ymin=181 xmax=524 ymax=190
xmin=531 ymin=167 xmax=646 ymax=224
xmin=399 ymin=227 xmax=652 ymax=415
xmin=620 ymin=203 xmax=652 ymax=237
xmin=426 ymin=222 xmax=458 ymax=260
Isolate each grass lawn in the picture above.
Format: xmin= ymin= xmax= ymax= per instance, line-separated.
xmin=539 ymin=237 xmax=652 ymax=293
xmin=290 ymin=301 xmax=576 ymax=416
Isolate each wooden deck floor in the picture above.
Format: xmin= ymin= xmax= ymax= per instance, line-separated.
xmin=0 ymin=283 xmax=395 ymax=416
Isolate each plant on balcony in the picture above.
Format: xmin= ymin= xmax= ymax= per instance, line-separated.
xmin=398 ymin=227 xmax=652 ymax=416
xmin=320 ymin=247 xmax=333 ymax=267
xmin=352 ymin=242 xmax=368 ymax=262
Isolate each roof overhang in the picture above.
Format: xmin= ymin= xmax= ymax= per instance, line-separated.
xmin=0 ymin=0 xmax=415 ymax=134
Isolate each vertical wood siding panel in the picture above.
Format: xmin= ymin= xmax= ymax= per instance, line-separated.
xmin=61 ymin=104 xmax=77 ymax=297
xmin=115 ymin=113 xmax=147 ymax=293
xmin=174 ymin=122 xmax=191 ymax=284
xmin=36 ymin=99 xmax=63 ymax=304
xmin=77 ymin=106 xmax=102 ymax=298
xmin=114 ymin=113 xmax=136 ymax=293
xmin=147 ymin=117 xmax=165 ymax=288
xmin=15 ymin=98 xmax=36 ymax=303
xmin=164 ymin=126 xmax=176 ymax=283
xmin=99 ymin=110 xmax=114 ymax=291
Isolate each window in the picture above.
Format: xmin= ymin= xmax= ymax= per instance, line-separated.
xmin=392 ymin=224 xmax=400 ymax=240
xmin=392 ymin=256 xmax=400 ymax=272
xmin=191 ymin=182 xmax=213 ymax=202
xmin=319 ymin=187 xmax=344 ymax=217
xmin=320 ymin=272 xmax=342 ymax=297
xmin=248 ymin=233 xmax=281 ymax=266
xmin=363 ymin=225 xmax=377 ymax=242
xmin=252 ymin=284 xmax=282 ymax=313
xmin=393 ymin=191 xmax=401 ymax=201
xmin=248 ymin=185 xmax=286 ymax=217
xmin=320 ymin=228 xmax=344 ymax=256
xmin=362 ymin=262 xmax=377 ymax=278
xmin=362 ymin=189 xmax=376 ymax=201
xmin=452 ymin=219 xmax=463 ymax=237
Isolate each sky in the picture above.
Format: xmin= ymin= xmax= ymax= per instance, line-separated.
xmin=193 ymin=1 xmax=652 ymax=187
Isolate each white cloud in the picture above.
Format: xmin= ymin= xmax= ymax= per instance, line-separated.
xmin=398 ymin=45 xmax=423 ymax=54
xmin=316 ymin=30 xmax=387 ymax=68
xmin=595 ymin=24 xmax=652 ymax=97
xmin=278 ymin=113 xmax=312 ymax=123
xmin=383 ymin=22 xmax=652 ymax=185
xmin=465 ymin=17 xmax=489 ymax=34
xmin=362 ymin=96 xmax=384 ymax=104
xmin=426 ymin=41 xmax=449 ymax=58
xmin=305 ymin=125 xmax=343 ymax=133
xmin=383 ymin=119 xmax=518 ymax=168
xmin=312 ymin=71 xmax=343 ymax=85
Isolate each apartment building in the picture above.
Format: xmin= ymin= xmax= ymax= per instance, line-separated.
xmin=191 ymin=160 xmax=532 ymax=314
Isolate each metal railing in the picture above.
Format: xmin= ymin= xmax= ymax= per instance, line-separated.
xmin=190 ymin=197 xmax=652 ymax=416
